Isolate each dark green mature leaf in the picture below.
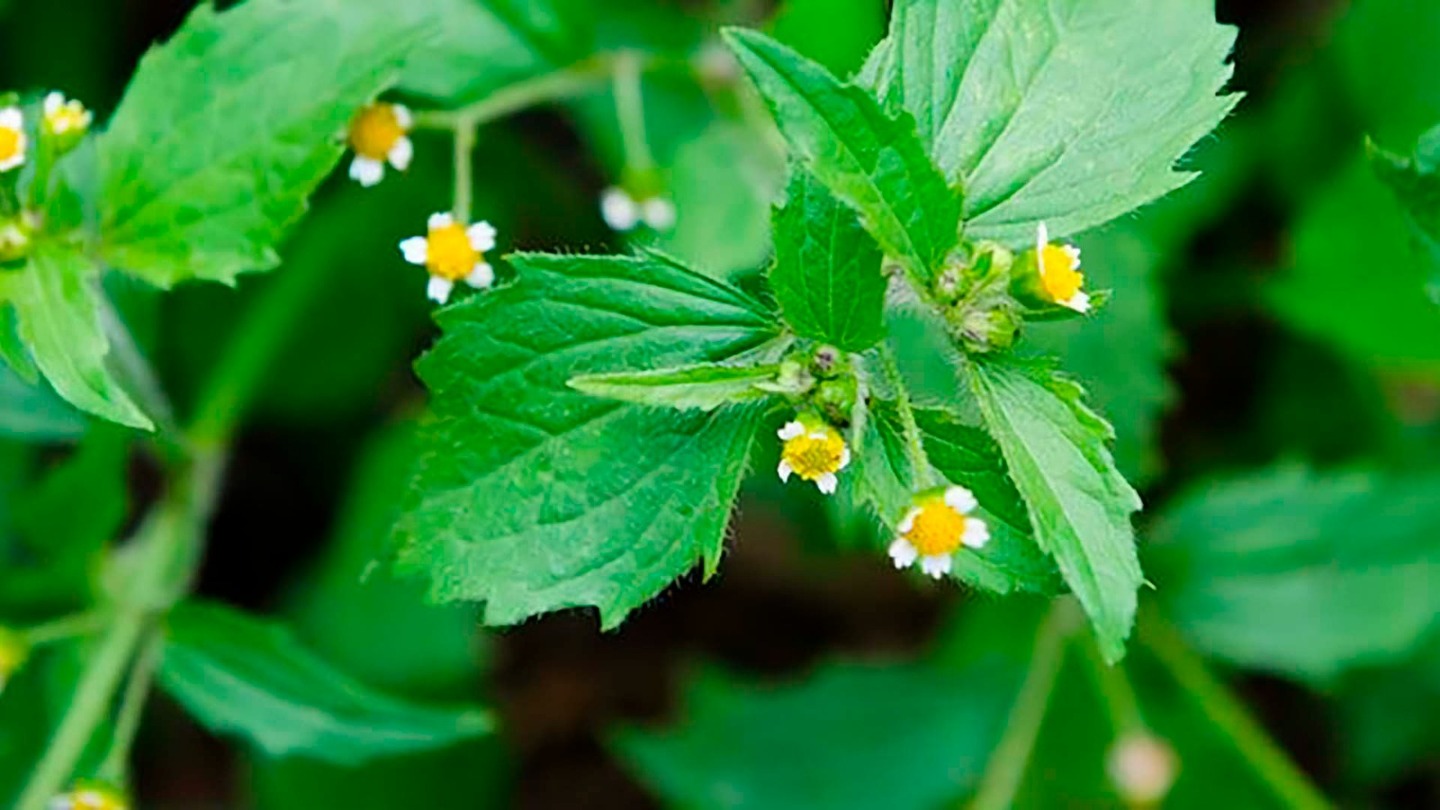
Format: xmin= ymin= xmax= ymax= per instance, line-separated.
xmin=160 ymin=602 xmax=492 ymax=764
xmin=0 ymin=244 xmax=150 ymax=429
xmin=395 ymin=0 xmax=595 ymax=105
xmin=861 ymin=0 xmax=1239 ymax=246
xmin=0 ymin=366 xmax=86 ymax=441
xmin=570 ymin=363 xmax=781 ymax=412
xmin=1334 ymin=632 xmax=1440 ymax=785
xmin=395 ymin=253 xmax=779 ymax=628
xmin=963 ymin=357 xmax=1142 ymax=661
xmin=1149 ymin=466 xmax=1440 ymax=683
xmin=613 ymin=660 xmax=1016 ymax=810
xmin=771 ymin=169 xmax=887 ymax=351
xmin=97 ymin=0 xmax=424 ymax=286
xmin=724 ymin=28 xmax=961 ymax=288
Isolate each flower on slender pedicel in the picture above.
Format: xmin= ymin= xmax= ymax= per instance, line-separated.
xmin=42 ymin=92 xmax=92 ymax=137
xmin=600 ymin=186 xmax=676 ymax=232
xmin=0 ymin=625 xmax=27 ymax=693
xmin=776 ymin=414 xmax=850 ymax=495
xmin=48 ymin=781 xmax=129 ymax=810
xmin=347 ymin=102 xmax=413 ymax=187
xmin=1107 ymin=732 xmax=1178 ymax=806
xmin=0 ymin=106 xmax=28 ymax=172
xmin=399 ymin=213 xmax=496 ymax=304
xmin=889 ymin=486 xmax=990 ymax=579
xmin=1034 ymin=222 xmax=1089 ymax=313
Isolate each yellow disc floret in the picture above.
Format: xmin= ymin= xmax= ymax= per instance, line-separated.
xmin=348 ymin=103 xmax=407 ymax=159
xmin=889 ymin=486 xmax=990 ymax=579
xmin=777 ymin=415 xmax=850 ymax=494
xmin=424 ymin=220 xmax=479 ymax=281
xmin=1034 ymin=222 xmax=1090 ymax=313
xmin=903 ymin=494 xmax=970 ymax=556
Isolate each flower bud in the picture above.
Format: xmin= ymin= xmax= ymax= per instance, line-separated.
xmin=1107 ymin=732 xmax=1178 ymax=806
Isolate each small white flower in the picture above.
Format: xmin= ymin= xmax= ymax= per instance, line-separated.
xmin=601 ymin=186 xmax=676 ymax=232
xmin=0 ymin=107 xmax=27 ymax=173
xmin=641 ymin=197 xmax=677 ymax=230
xmin=347 ymin=103 xmax=413 ymax=187
xmin=1108 ymin=733 xmax=1178 ymax=805
xmin=888 ymin=486 xmax=989 ymax=579
xmin=776 ymin=416 xmax=851 ymax=495
xmin=42 ymin=92 xmax=92 ymax=136
xmin=1035 ymin=222 xmax=1090 ymax=313
xmin=399 ymin=213 xmax=499 ymax=305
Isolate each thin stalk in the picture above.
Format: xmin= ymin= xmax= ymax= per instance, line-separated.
xmin=452 ymin=120 xmax=476 ymax=224
xmin=99 ymin=629 xmax=164 ymax=786
xmin=412 ymin=58 xmax=613 ymax=131
xmin=876 ymin=343 xmax=936 ymax=488
xmin=20 ymin=612 xmax=105 ymax=647
xmin=1140 ymin=610 xmax=1331 ymax=810
xmin=612 ymin=50 xmax=655 ymax=172
xmin=970 ymin=600 xmax=1078 ymax=810
xmin=1079 ymin=633 xmax=1146 ymax=735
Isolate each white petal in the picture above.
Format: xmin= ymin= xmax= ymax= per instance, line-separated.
xmin=816 ymin=472 xmax=838 ymax=495
xmin=43 ymin=92 xmax=62 ymax=116
xmin=777 ymin=459 xmax=793 ymax=482
xmin=1036 ymin=221 xmax=1049 ymax=255
xmin=838 ymin=446 xmax=852 ymax=469
xmin=349 ymin=156 xmax=384 ymax=187
xmin=921 ymin=554 xmax=953 ymax=579
xmin=0 ymin=107 xmax=22 ymax=130
xmin=1064 ymin=245 xmax=1082 ymax=267
xmin=391 ymin=103 xmax=413 ymax=130
xmin=427 ymin=276 xmax=454 ymax=304
xmin=601 ymin=187 xmax=640 ymax=231
xmin=387 ymin=136 xmax=413 ymax=171
xmin=399 ymin=236 xmax=429 ymax=265
xmin=777 ymin=421 xmax=805 ymax=441
xmin=897 ymin=507 xmax=920 ymax=535
xmin=48 ymin=797 xmax=75 ymax=810
xmin=465 ymin=262 xmax=494 ymax=289
xmin=642 ymin=197 xmax=677 ymax=231
xmin=1063 ymin=291 xmax=1092 ymax=313
xmin=888 ymin=538 xmax=918 ymax=569
xmin=428 ymin=212 xmax=454 ymax=231
xmin=944 ymin=486 xmax=977 ymax=514
xmin=962 ymin=517 xmax=991 ymax=549
xmin=0 ymin=152 xmax=25 ymax=172
xmin=467 ymin=221 xmax=498 ymax=252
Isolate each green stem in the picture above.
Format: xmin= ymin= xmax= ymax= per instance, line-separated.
xmin=970 ymin=600 xmax=1077 ymax=810
xmin=613 ymin=50 xmax=655 ymax=173
xmin=1139 ymin=610 xmax=1331 ymax=810
xmin=1078 ymin=633 xmax=1146 ymax=736
xmin=412 ymin=57 xmax=613 ymax=132
xmin=452 ymin=120 xmax=476 ymax=225
xmin=876 ymin=343 xmax=936 ymax=488
xmin=20 ymin=612 xmax=105 ymax=647
xmin=98 ymin=629 xmax=164 ymax=786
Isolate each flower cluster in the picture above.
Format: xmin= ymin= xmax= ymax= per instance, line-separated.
xmin=1033 ymin=222 xmax=1089 ymax=313
xmin=399 ymin=213 xmax=496 ymax=304
xmin=889 ymin=486 xmax=990 ymax=579
xmin=776 ymin=415 xmax=851 ymax=494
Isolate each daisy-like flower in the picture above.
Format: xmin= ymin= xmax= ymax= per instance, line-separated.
xmin=600 ymin=186 xmax=676 ymax=232
xmin=0 ymin=626 xmax=26 ymax=693
xmin=889 ymin=486 xmax=990 ymax=579
xmin=0 ymin=106 xmax=28 ymax=172
xmin=42 ymin=92 xmax=92 ymax=137
xmin=399 ymin=213 xmax=496 ymax=304
xmin=776 ymin=414 xmax=851 ymax=495
xmin=347 ymin=102 xmax=413 ymax=187
xmin=1034 ymin=222 xmax=1089 ymax=313
xmin=49 ymin=781 xmax=128 ymax=810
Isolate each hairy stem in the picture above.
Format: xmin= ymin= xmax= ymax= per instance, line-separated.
xmin=876 ymin=343 xmax=936 ymax=488
xmin=1140 ymin=610 xmax=1332 ymax=810
xmin=970 ymin=599 xmax=1078 ymax=810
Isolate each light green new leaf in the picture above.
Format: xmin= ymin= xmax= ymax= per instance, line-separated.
xmin=1148 ymin=466 xmax=1440 ymax=683
xmin=97 ymin=0 xmax=425 ymax=287
xmin=962 ymin=357 xmax=1142 ymax=661
xmin=159 ymin=601 xmax=493 ymax=764
xmin=571 ymin=363 xmax=781 ymax=412
xmin=862 ymin=0 xmax=1239 ymax=246
xmin=0 ymin=365 xmax=86 ymax=441
xmin=0 ymin=244 xmax=151 ymax=429
xmin=771 ymin=169 xmax=887 ymax=351
xmin=395 ymin=253 xmax=779 ymax=628
xmin=724 ymin=28 xmax=961 ymax=288
xmin=396 ymin=0 xmax=595 ymax=105
xmin=1370 ymin=123 xmax=1440 ymax=290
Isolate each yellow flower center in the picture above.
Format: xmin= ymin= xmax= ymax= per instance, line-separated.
xmin=426 ymin=222 xmax=479 ymax=280
xmin=782 ymin=426 xmax=846 ymax=481
xmin=903 ymin=496 xmax=968 ymax=556
xmin=349 ymin=104 xmax=406 ymax=159
xmin=0 ymin=127 xmax=23 ymax=163
xmin=1039 ymin=243 xmax=1084 ymax=303
xmin=68 ymin=789 xmax=127 ymax=810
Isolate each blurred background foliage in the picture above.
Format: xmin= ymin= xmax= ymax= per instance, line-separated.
xmin=2 ymin=0 xmax=1439 ymax=807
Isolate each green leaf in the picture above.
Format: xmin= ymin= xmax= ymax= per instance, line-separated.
xmin=612 ymin=660 xmax=1017 ymax=810
xmin=159 ymin=601 xmax=493 ymax=764
xmin=395 ymin=0 xmax=595 ymax=105
xmin=0 ymin=243 xmax=151 ymax=429
xmin=962 ymin=356 xmax=1142 ymax=661
xmin=770 ymin=168 xmax=887 ymax=351
xmin=570 ymin=362 xmax=781 ymax=412
xmin=96 ymin=0 xmax=424 ymax=287
xmin=1268 ymin=158 xmax=1440 ymax=371
xmin=723 ymin=28 xmax=961 ymax=288
xmin=0 ymin=366 xmax=86 ymax=441
xmin=1369 ymin=122 xmax=1440 ymax=292
xmin=395 ymin=253 xmax=779 ymax=628
xmin=1148 ymin=465 xmax=1440 ymax=683
xmin=861 ymin=0 xmax=1239 ymax=246
xmin=1335 ymin=0 xmax=1440 ymax=146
